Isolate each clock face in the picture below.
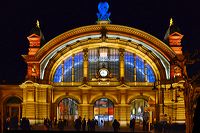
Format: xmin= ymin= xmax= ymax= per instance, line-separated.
xmin=99 ymin=69 xmax=108 ymax=77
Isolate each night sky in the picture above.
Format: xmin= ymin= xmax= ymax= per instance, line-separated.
xmin=0 ymin=0 xmax=199 ymax=84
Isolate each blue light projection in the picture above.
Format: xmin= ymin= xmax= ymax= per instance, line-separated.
xmin=136 ymin=56 xmax=145 ymax=82
xmin=53 ymin=52 xmax=84 ymax=82
xmin=124 ymin=52 xmax=155 ymax=82
xmin=64 ymin=57 xmax=72 ymax=82
xmin=54 ymin=64 xmax=62 ymax=82
xmin=74 ymin=52 xmax=83 ymax=82
xmin=97 ymin=1 xmax=111 ymax=21
xmin=124 ymin=52 xmax=134 ymax=82
xmin=146 ymin=64 xmax=155 ymax=82
xmin=53 ymin=50 xmax=155 ymax=83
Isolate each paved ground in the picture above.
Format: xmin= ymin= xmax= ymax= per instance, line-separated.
xmin=4 ymin=123 xmax=186 ymax=133
xmin=31 ymin=124 xmax=152 ymax=132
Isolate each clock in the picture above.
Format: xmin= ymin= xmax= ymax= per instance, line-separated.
xmin=99 ymin=68 xmax=109 ymax=77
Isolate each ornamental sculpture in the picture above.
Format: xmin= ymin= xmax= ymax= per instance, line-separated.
xmin=97 ymin=1 xmax=111 ymax=21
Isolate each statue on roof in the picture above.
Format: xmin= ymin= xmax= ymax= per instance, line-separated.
xmin=97 ymin=1 xmax=111 ymax=21
xmin=36 ymin=20 xmax=40 ymax=28
xmin=170 ymin=18 xmax=173 ymax=26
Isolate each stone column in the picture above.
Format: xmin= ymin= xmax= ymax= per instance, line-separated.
xmin=133 ymin=53 xmax=136 ymax=82
xmin=114 ymin=105 xmax=119 ymax=120
xmin=83 ymin=49 xmax=88 ymax=83
xmin=144 ymin=60 xmax=147 ymax=82
xmin=61 ymin=61 xmax=64 ymax=82
xmin=79 ymin=104 xmax=91 ymax=119
xmin=88 ymin=104 xmax=94 ymax=120
xmin=126 ymin=105 xmax=131 ymax=126
xmin=72 ymin=54 xmax=75 ymax=82
xmin=119 ymin=48 xmax=125 ymax=83
xmin=118 ymin=104 xmax=130 ymax=127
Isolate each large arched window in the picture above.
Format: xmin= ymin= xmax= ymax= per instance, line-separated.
xmin=53 ymin=49 xmax=155 ymax=83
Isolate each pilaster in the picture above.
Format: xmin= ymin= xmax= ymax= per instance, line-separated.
xmin=83 ymin=48 xmax=88 ymax=83
xmin=117 ymin=104 xmax=130 ymax=126
xmin=119 ymin=48 xmax=125 ymax=83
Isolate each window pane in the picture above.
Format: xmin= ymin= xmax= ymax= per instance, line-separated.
xmin=146 ymin=64 xmax=155 ymax=82
xmin=125 ymin=52 xmax=134 ymax=82
xmin=136 ymin=56 xmax=145 ymax=82
xmin=64 ymin=57 xmax=72 ymax=82
xmin=74 ymin=52 xmax=83 ymax=82
xmin=53 ymin=64 xmax=62 ymax=82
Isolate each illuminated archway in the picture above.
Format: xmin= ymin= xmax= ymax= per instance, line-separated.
xmin=57 ymin=98 xmax=78 ymax=122
xmin=3 ymin=96 xmax=22 ymax=130
xmin=94 ymin=98 xmax=114 ymax=126
xmin=130 ymin=99 xmax=150 ymax=122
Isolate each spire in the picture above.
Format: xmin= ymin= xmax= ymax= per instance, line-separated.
xmin=163 ymin=18 xmax=181 ymax=44
xmin=36 ymin=20 xmax=40 ymax=28
xmin=29 ymin=20 xmax=45 ymax=46
xmin=170 ymin=18 xmax=173 ymax=27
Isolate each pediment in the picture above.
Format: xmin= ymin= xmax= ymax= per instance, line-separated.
xmin=79 ymin=84 xmax=92 ymax=90
xmin=116 ymin=84 xmax=130 ymax=89
xmin=169 ymin=32 xmax=183 ymax=38
xmin=27 ymin=33 xmax=40 ymax=38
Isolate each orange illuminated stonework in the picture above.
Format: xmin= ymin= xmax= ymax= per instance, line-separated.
xmin=27 ymin=34 xmax=41 ymax=55
xmin=169 ymin=32 xmax=183 ymax=55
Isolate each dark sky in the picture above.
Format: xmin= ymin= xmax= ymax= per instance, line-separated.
xmin=0 ymin=0 xmax=199 ymax=84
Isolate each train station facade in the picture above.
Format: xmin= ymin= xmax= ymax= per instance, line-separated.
xmin=0 ymin=2 xmax=188 ymax=131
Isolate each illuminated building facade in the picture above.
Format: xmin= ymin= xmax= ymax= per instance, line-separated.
xmin=0 ymin=1 xmax=189 ymax=131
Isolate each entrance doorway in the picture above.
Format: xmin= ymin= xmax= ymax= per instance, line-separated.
xmin=130 ymin=99 xmax=149 ymax=122
xmin=57 ymin=98 xmax=78 ymax=122
xmin=3 ymin=96 xmax=22 ymax=130
xmin=94 ymin=98 xmax=114 ymax=127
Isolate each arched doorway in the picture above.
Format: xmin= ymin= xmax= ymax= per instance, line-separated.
xmin=130 ymin=99 xmax=150 ymax=123
xmin=94 ymin=98 xmax=114 ymax=126
xmin=3 ymin=96 xmax=22 ymax=130
xmin=57 ymin=98 xmax=78 ymax=122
